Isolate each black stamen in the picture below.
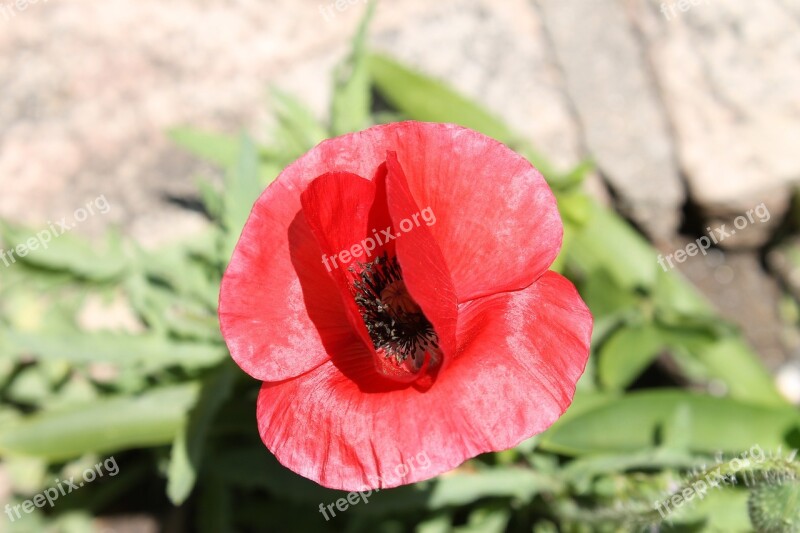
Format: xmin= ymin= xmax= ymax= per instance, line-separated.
xmin=349 ymin=252 xmax=439 ymax=369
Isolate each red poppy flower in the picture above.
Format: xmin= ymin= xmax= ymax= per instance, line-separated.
xmin=219 ymin=121 xmax=592 ymax=491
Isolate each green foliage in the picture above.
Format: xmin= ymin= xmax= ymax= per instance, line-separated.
xmin=166 ymin=361 xmax=236 ymax=505
xmin=331 ymin=2 xmax=375 ymax=135
xmin=0 ymin=383 xmax=200 ymax=461
xmin=367 ymin=54 xmax=521 ymax=146
xmin=540 ymin=391 xmax=799 ymax=456
xmin=749 ymin=482 xmax=800 ymax=532
xmin=0 ymin=6 xmax=794 ymax=532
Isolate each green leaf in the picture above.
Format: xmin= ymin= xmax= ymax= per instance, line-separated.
xmin=212 ymin=447 xmax=555 ymax=512
xmin=330 ymin=1 xmax=375 ymax=135
xmin=271 ymin=87 xmax=329 ymax=153
xmin=424 ymin=468 xmax=553 ymax=508
xmin=197 ymin=474 xmax=233 ymax=533
xmin=669 ymin=487 xmax=751 ymax=532
xmin=3 ymin=329 xmax=226 ymax=371
xmin=556 ymin=190 xmax=593 ymax=227
xmin=0 ymin=383 xmax=200 ymax=461
xmin=579 ymin=269 xmax=641 ymax=319
xmin=367 ymin=54 xmax=520 ymax=146
xmin=211 ymin=447 xmax=342 ymax=503
xmin=598 ymin=323 xmax=666 ymax=390
xmin=650 ymin=321 xmax=784 ymax=406
xmin=4 ymin=455 xmax=48 ymax=493
xmin=540 ymin=390 xmax=800 ymax=457
xmin=453 ymin=507 xmax=510 ymax=533
xmin=167 ymin=363 xmax=236 ymax=505
xmin=579 ymin=270 xmax=643 ymax=352
xmin=6 ymin=366 xmax=52 ymax=405
xmin=134 ymin=235 xmax=222 ymax=311
xmin=548 ymin=159 xmax=594 ymax=192
xmin=46 ymin=374 xmax=99 ymax=409
xmin=687 ymin=337 xmax=785 ymax=407
xmin=568 ymin=202 xmax=658 ymax=290
xmin=0 ymin=222 xmax=127 ymax=282
xmin=169 ymin=127 xmax=240 ymax=169
xmin=49 ymin=512 xmax=96 ymax=533
xmin=417 ymin=513 xmax=453 ymax=533
xmin=653 ymin=267 xmax=714 ymax=317
xmin=367 ymin=53 xmax=575 ymax=183
xmin=259 ymin=160 xmax=282 ymax=188
xmin=660 ymin=402 xmax=693 ymax=451
xmin=358 ymin=468 xmax=556 ymax=515
xmin=561 ymin=447 xmax=701 ymax=487
xmin=221 ymin=135 xmax=263 ymax=260
xmin=196 ymin=176 xmax=223 ymax=220
xmin=557 ymin=390 xmax=621 ymax=425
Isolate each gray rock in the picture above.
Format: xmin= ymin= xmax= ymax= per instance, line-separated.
xmin=370 ymin=0 xmax=586 ymax=172
xmin=676 ymin=245 xmax=788 ymax=370
xmin=631 ymin=0 xmax=800 ymax=248
xmin=536 ymin=0 xmax=685 ymax=242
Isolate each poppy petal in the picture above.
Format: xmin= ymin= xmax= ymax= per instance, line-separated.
xmin=268 ymin=122 xmax=562 ymax=302
xmin=388 ymin=124 xmax=563 ymax=302
xmin=255 ymin=271 xmax=592 ymax=490
xmin=219 ymin=179 xmax=358 ymax=382
xmin=385 ymin=151 xmax=458 ymax=373
xmin=299 ymin=171 xmax=378 ymax=351
xmin=299 ymin=168 xmax=449 ymax=386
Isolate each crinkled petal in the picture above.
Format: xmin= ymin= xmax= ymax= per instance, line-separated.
xmin=256 ymin=271 xmax=592 ymax=490
xmin=219 ymin=177 xmax=359 ymax=381
xmin=265 ymin=122 xmax=562 ymax=303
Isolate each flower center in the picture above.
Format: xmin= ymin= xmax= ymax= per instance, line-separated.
xmin=350 ymin=253 xmax=440 ymax=372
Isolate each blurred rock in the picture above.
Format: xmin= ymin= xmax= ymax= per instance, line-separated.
xmin=674 ymin=245 xmax=787 ymax=369
xmin=0 ymin=0 xmax=364 ymax=243
xmin=0 ymin=0 xmax=797 ymax=374
xmin=536 ymin=0 xmax=684 ymax=242
xmin=371 ymin=0 xmax=586 ymax=173
xmin=0 ymin=0 xmax=618 ymax=243
xmin=632 ymin=0 xmax=800 ymax=248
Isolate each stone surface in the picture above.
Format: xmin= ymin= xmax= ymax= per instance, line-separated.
xmin=372 ymin=0 xmax=586 ymax=173
xmin=0 ymin=0 xmax=364 ymax=245
xmin=0 ymin=0 xmax=595 ymax=249
xmin=4 ymin=0 xmax=800 ymax=527
xmin=670 ymin=242 xmax=788 ymax=370
xmin=0 ymin=0 xmax=796 ymax=370
xmin=632 ymin=0 xmax=800 ymax=248
xmin=536 ymin=0 xmax=684 ymax=242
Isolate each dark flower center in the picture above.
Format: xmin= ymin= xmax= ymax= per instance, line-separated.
xmin=349 ymin=253 xmax=440 ymax=371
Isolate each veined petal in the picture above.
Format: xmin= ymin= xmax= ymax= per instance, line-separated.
xmin=219 ymin=178 xmax=358 ymax=382
xmin=385 ymin=151 xmax=458 ymax=379
xmin=256 ymin=271 xmax=592 ymax=491
xmin=259 ymin=122 xmax=562 ymax=303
